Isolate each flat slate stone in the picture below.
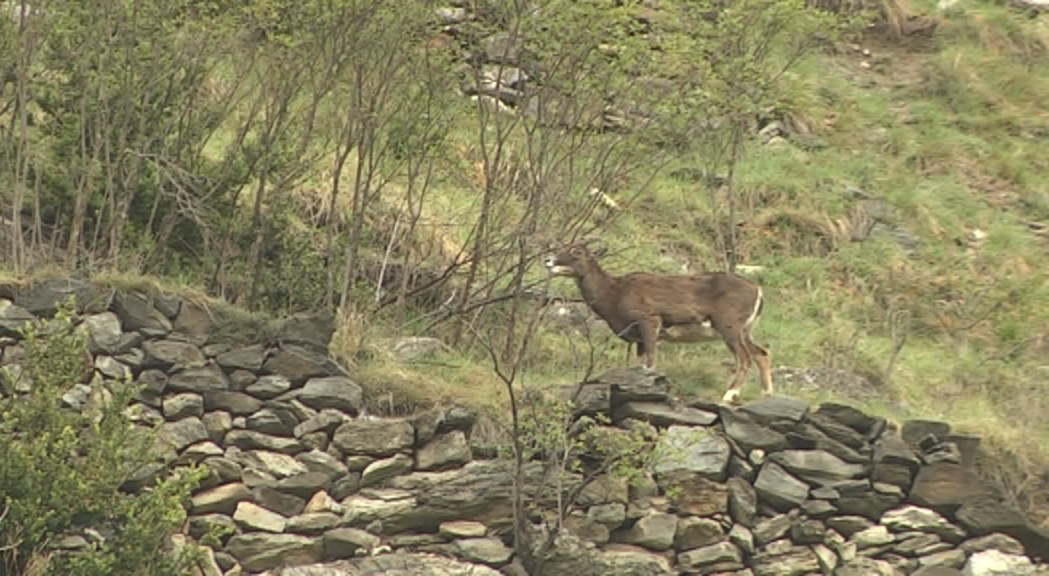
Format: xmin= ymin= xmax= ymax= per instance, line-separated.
xmin=740 ymin=395 xmax=810 ymax=424
xmin=612 ymin=401 xmax=717 ymax=427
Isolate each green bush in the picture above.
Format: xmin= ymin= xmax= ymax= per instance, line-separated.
xmin=0 ymin=298 xmax=204 ymax=576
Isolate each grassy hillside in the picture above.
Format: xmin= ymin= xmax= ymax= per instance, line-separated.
xmin=336 ymin=0 xmax=1049 ymax=518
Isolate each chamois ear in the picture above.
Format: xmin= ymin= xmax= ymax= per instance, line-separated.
xmin=591 ymin=245 xmax=608 ymax=258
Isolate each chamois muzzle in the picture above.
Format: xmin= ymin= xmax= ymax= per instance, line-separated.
xmin=544 ymin=254 xmax=575 ymax=276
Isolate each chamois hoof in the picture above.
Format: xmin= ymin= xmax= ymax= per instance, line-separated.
xmin=722 ymin=389 xmax=742 ymax=405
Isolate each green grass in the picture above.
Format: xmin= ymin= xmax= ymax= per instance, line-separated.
xmin=329 ymin=1 xmax=1049 ymax=510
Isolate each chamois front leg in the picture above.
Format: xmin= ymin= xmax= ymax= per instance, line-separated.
xmin=637 ymin=316 xmax=661 ymax=370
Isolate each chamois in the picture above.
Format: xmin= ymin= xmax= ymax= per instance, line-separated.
xmin=544 ymin=242 xmax=773 ymax=404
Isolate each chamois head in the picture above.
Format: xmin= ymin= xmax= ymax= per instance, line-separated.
xmin=544 ymin=241 xmax=604 ymax=279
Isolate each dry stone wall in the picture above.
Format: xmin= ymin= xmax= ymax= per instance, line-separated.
xmin=2 ymin=278 xmax=1049 ymax=576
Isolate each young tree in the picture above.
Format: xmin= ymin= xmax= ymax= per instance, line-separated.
xmin=0 ymin=299 xmax=205 ymax=576
xmin=665 ymin=0 xmax=855 ymax=271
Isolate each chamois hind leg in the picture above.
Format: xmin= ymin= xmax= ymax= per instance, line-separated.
xmin=638 ymin=316 xmax=662 ymax=370
xmin=745 ymin=333 xmax=774 ymax=396
xmin=720 ymin=329 xmax=752 ymax=405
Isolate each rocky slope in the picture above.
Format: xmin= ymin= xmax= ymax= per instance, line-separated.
xmin=1 ymin=277 xmax=1048 ymax=576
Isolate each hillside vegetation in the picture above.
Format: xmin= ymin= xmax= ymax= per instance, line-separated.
xmin=2 ymin=0 xmax=1048 ymax=521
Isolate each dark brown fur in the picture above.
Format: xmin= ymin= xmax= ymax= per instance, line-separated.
xmin=545 ymin=242 xmax=773 ymax=403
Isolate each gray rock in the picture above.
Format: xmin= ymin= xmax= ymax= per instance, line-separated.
xmin=81 ymin=312 xmax=125 ymax=354
xmin=920 ymin=549 xmax=968 ymax=570
xmin=729 ymin=524 xmax=755 ymax=555
xmin=828 ymin=515 xmax=876 ymax=538
xmin=94 ymin=355 xmax=131 ymax=381
xmin=296 ymin=450 xmax=349 ymax=478
xmin=666 ymin=475 xmax=728 ymax=519
xmin=914 ymin=568 xmax=964 ymax=576
xmin=247 ymin=408 xmax=295 ymax=436
xmin=226 ymin=532 xmax=322 ymax=572
xmin=588 ymin=503 xmax=626 ymax=528
xmin=593 ymin=366 xmax=670 ymax=403
xmin=201 ymin=456 xmax=243 ymax=487
xmin=333 ymin=419 xmax=415 ymax=457
xmin=677 ymin=541 xmax=742 ymax=572
xmin=295 ymin=409 xmax=346 ymax=438
xmin=113 ymin=291 xmax=172 ymax=333
xmin=216 ymin=344 xmax=267 ymax=372
xmin=247 ymin=374 xmax=292 ymax=399
xmin=727 ymin=477 xmax=758 ymax=527
xmin=614 ymin=511 xmax=677 ymax=551
xmin=767 ymin=449 xmax=867 ymax=484
xmin=142 ymin=339 xmax=204 ymax=370
xmin=276 ymin=471 xmax=332 ymax=500
xmin=286 ymin=512 xmax=342 ymax=535
xmin=674 ymin=516 xmax=724 ymax=551
xmin=233 ymin=501 xmax=288 ymax=533
xmin=753 ymin=513 xmax=794 ymax=546
xmin=836 ymin=557 xmax=905 ymax=575
xmin=262 ymin=554 xmax=502 ymax=576
xmin=202 ymin=411 xmax=232 ymax=443
xmin=873 ymin=433 xmax=921 ymax=489
xmin=720 ymin=407 xmax=788 ymax=452
xmin=740 ymin=395 xmax=810 ymax=424
xmin=882 ymin=505 xmax=966 ymax=542
xmin=254 ymin=486 xmax=308 ymax=517
xmin=178 ymin=441 xmax=224 ymax=465
xmin=157 ymin=417 xmax=209 ymax=452
xmin=807 ymin=411 xmax=870 ymax=450
xmin=187 ymin=513 xmax=238 ymax=544
xmin=227 ymin=448 xmax=308 ymax=479
xmin=791 ymin=519 xmax=826 ymax=545
xmin=163 ymin=392 xmax=204 ymax=420
xmin=909 ymin=462 xmax=991 ymax=510
xmin=960 ymin=533 xmax=1026 ymax=556
xmin=0 ymin=299 xmax=36 ymax=338
xmin=455 ymin=537 xmax=513 ymax=565
xmin=262 ymin=345 xmax=343 ymax=386
xmin=322 ymin=527 xmax=381 ymax=560
xmin=61 ymin=383 xmax=92 ymax=410
xmin=360 ymin=453 xmax=414 ymax=488
xmin=839 ymin=486 xmax=903 ymax=520
xmin=813 ymin=402 xmax=879 ymax=433
xmin=226 ymin=430 xmax=304 ymax=455
xmin=652 ymin=425 xmax=731 ymax=481
xmin=955 ymin=496 xmax=1049 ymax=560
xmin=853 ymin=525 xmax=896 ymax=549
xmin=415 ymin=431 xmax=471 ymax=471
xmin=192 ymin=482 xmax=252 ymax=515
xmin=330 ymin=473 xmax=362 ymax=500
xmin=168 ymin=364 xmax=229 ymax=393
xmin=754 ymin=462 xmax=809 ymax=511
xmin=751 ymin=544 xmax=822 ymax=575
xmin=963 ymin=549 xmax=1037 ymax=575
xmin=135 ymin=368 xmax=167 ymax=406
xmin=792 ymin=422 xmax=869 ymax=463
xmin=202 ymin=390 xmax=262 ymax=415
xmin=896 ymin=532 xmax=946 ymax=556
xmin=274 ymin=309 xmax=335 ymax=354
xmin=298 ymin=376 xmax=363 ymax=416
xmin=439 ymin=521 xmax=488 ymax=539
xmin=612 ymin=401 xmax=718 ymax=427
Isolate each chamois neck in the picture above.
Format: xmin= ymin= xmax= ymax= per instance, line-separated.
xmin=575 ymin=262 xmax=616 ymax=310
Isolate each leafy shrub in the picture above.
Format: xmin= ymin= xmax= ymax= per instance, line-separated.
xmin=0 ymin=298 xmax=204 ymax=576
